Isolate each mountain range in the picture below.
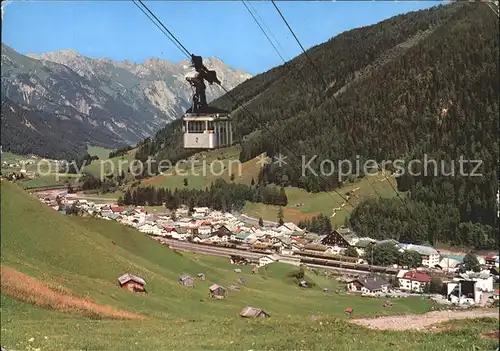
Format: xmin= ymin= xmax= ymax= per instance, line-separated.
xmin=0 ymin=44 xmax=251 ymax=159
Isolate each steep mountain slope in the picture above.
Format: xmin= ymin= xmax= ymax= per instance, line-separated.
xmin=1 ymin=44 xmax=250 ymax=158
xmin=1 ymin=97 xmax=120 ymax=159
xmin=136 ymin=2 xmax=499 ymax=249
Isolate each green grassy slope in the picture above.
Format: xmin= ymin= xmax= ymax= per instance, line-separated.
xmin=87 ymin=145 xmax=112 ymax=160
xmin=1 ymin=181 xmax=497 ymax=350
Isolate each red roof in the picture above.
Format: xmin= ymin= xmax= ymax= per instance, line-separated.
xmin=402 ymin=271 xmax=431 ymax=283
xmin=111 ymin=206 xmax=125 ymax=213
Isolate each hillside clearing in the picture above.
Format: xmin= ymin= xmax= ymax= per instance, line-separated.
xmin=244 ymin=172 xmax=399 ymax=227
xmin=87 ymin=145 xmax=113 ymax=160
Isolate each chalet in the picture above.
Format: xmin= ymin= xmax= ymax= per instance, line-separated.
xmin=353 ymin=238 xmax=377 ymax=256
xmin=209 ymin=284 xmax=226 ymax=299
xmin=234 ymin=268 xmax=242 ymax=273
xmin=258 ymin=254 xmax=279 ymax=267
xmin=211 ymin=229 xmax=232 ymax=243
xmin=179 ymin=275 xmax=195 ymax=287
xmin=239 ymin=306 xmax=270 ymax=319
xmin=118 ymin=274 xmax=146 ymax=293
xmin=397 ymin=243 xmax=440 ymax=268
xmin=485 ymin=254 xmax=499 ymax=266
xmin=235 ymin=232 xmax=254 ymax=244
xmin=137 ymin=222 xmax=163 ymax=236
xmin=436 ymin=258 xmax=461 ymax=272
xmin=198 ymin=225 xmax=213 ymax=235
xmin=169 ymin=227 xmax=190 ymax=240
xmin=252 ymin=241 xmax=271 ymax=251
xmin=213 ymin=224 xmax=233 ymax=236
xmin=192 ymin=233 xmax=214 ymax=242
xmin=110 ymin=206 xmax=125 ymax=214
xmin=398 ymin=271 xmax=431 ymax=293
xmin=101 ymin=209 xmax=113 ymax=218
xmin=321 ymin=228 xmax=358 ymax=248
xmin=276 ymin=236 xmax=301 ymax=255
xmin=193 ymin=206 xmax=210 ymax=218
xmin=347 ymin=276 xmax=390 ymax=294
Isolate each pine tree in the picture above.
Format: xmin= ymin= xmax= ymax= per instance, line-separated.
xmin=277 ymin=207 xmax=284 ymax=226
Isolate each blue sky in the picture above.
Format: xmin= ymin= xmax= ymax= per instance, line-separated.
xmin=2 ymin=1 xmax=444 ymax=74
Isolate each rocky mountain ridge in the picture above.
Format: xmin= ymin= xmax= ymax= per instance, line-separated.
xmin=1 ymin=44 xmax=250 ymax=158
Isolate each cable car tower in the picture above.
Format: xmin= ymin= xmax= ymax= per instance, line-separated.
xmin=183 ymin=54 xmax=233 ymax=149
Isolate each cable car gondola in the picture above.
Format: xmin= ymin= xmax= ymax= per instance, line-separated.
xmin=183 ymin=54 xmax=233 ymax=149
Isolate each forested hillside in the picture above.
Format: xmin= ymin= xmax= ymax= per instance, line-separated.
xmin=135 ymin=2 xmax=499 ymax=249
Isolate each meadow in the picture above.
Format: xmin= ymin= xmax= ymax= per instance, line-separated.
xmin=136 ymin=146 xmax=400 ymax=227
xmin=0 ymin=180 xmax=498 ymax=350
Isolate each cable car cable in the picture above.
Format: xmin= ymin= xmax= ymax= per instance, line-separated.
xmin=132 ymin=1 xmax=358 ymax=213
xmin=248 ymin=1 xmax=288 ymax=58
xmin=270 ymin=0 xmax=416 ymax=220
xmin=271 ymin=0 xmax=328 ymax=89
xmin=242 ymin=0 xmax=287 ymax=63
xmin=135 ymin=0 xmax=191 ymax=58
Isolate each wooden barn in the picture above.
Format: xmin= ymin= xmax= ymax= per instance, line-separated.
xmin=179 ymin=275 xmax=195 ymax=287
xmin=197 ymin=273 xmax=206 ymax=280
xmin=118 ymin=273 xmax=146 ymax=293
xmin=239 ymin=306 xmax=270 ymax=319
xmin=209 ymin=284 xmax=226 ymax=299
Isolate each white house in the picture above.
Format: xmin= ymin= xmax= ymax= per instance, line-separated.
xmin=197 ymin=225 xmax=213 ymax=235
xmin=458 ymin=271 xmax=494 ymax=292
xmin=137 ymin=222 xmax=163 ymax=236
xmin=397 ymin=243 xmax=440 ymax=267
xmin=347 ymin=276 xmax=391 ymax=294
xmin=437 ymin=258 xmax=461 ymax=273
xmin=398 ymin=271 xmax=432 ymax=293
xmin=193 ymin=207 xmax=209 ymax=216
xmin=258 ymin=254 xmax=279 ymax=267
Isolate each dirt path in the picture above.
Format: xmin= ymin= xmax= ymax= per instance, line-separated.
xmin=350 ymin=309 xmax=499 ymax=331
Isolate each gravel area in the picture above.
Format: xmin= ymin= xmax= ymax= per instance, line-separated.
xmin=350 ymin=309 xmax=499 ymax=331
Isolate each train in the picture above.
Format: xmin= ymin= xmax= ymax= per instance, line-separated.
xmin=297 ymin=249 xmax=362 ymax=264
xmin=299 ymin=256 xmax=399 ymax=274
